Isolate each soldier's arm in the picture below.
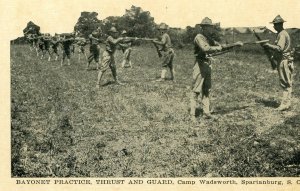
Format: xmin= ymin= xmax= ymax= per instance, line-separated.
xmin=108 ymin=36 xmax=124 ymax=45
xmin=195 ymin=35 xmax=222 ymax=53
xmin=153 ymin=36 xmax=165 ymax=45
xmin=263 ymin=38 xmax=285 ymax=52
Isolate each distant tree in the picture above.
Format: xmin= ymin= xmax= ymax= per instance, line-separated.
xmin=119 ymin=6 xmax=156 ymax=37
xmin=74 ymin=12 xmax=102 ymax=38
xmin=23 ymin=21 xmax=41 ymax=36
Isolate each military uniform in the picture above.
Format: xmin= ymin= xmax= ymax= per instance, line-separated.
xmin=96 ymin=27 xmax=124 ymax=87
xmin=263 ymin=15 xmax=294 ymax=110
xmin=61 ymin=35 xmax=75 ymax=65
xmin=190 ymin=17 xmax=223 ymax=121
xmin=119 ymin=30 xmax=133 ymax=68
xmin=87 ymin=30 xmax=102 ymax=69
xmin=153 ymin=23 xmax=175 ymax=81
xmin=51 ymin=36 xmax=60 ymax=60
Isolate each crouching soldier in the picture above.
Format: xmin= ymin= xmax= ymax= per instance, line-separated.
xmin=263 ymin=15 xmax=294 ymax=111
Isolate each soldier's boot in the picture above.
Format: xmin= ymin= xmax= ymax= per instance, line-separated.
xmin=129 ymin=61 xmax=133 ymax=68
xmin=96 ymin=62 xmax=99 ymax=70
xmin=48 ymin=56 xmax=51 ymax=62
xmin=55 ymin=56 xmax=58 ymax=61
xmin=86 ymin=62 xmax=90 ymax=70
xmin=156 ymin=69 xmax=167 ymax=82
xmin=67 ymin=59 xmax=71 ymax=65
xmin=276 ymin=89 xmax=291 ymax=111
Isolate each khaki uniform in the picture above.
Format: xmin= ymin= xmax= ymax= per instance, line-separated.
xmin=273 ymin=30 xmax=294 ymax=107
xmin=160 ymin=33 xmax=175 ymax=69
xmin=191 ymin=33 xmax=219 ymax=116
xmin=120 ymin=41 xmax=132 ymax=67
xmin=100 ymin=36 xmax=117 ymax=75
xmin=88 ymin=32 xmax=101 ymax=63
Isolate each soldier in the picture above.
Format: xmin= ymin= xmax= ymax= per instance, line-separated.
xmin=152 ymin=23 xmax=175 ymax=81
xmin=263 ymin=15 xmax=294 ymax=111
xmin=96 ymin=27 xmax=125 ymax=88
xmin=119 ymin=30 xmax=133 ymax=68
xmin=60 ymin=34 xmax=75 ymax=66
xmin=87 ymin=28 xmax=103 ymax=70
xmin=76 ymin=37 xmax=88 ymax=61
xmin=190 ymin=17 xmax=242 ymax=122
xmin=51 ymin=34 xmax=61 ymax=61
xmin=40 ymin=33 xmax=52 ymax=61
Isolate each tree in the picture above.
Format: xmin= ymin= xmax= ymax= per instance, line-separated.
xmin=74 ymin=12 xmax=102 ymax=38
xmin=119 ymin=6 xmax=156 ymax=37
xmin=23 ymin=21 xmax=41 ymax=36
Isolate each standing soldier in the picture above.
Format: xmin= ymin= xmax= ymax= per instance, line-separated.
xmin=96 ymin=27 xmax=124 ymax=88
xmin=76 ymin=37 xmax=88 ymax=61
xmin=190 ymin=17 xmax=242 ymax=122
xmin=87 ymin=28 xmax=103 ymax=70
xmin=51 ymin=34 xmax=61 ymax=61
xmin=152 ymin=23 xmax=175 ymax=81
xmin=263 ymin=15 xmax=294 ymax=111
xmin=119 ymin=30 xmax=133 ymax=68
xmin=40 ymin=33 xmax=52 ymax=61
xmin=60 ymin=34 xmax=75 ymax=66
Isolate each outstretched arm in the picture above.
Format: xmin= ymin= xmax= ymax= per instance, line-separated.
xmin=195 ymin=35 xmax=222 ymax=53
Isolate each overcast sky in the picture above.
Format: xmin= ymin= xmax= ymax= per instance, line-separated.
xmin=2 ymin=0 xmax=300 ymax=39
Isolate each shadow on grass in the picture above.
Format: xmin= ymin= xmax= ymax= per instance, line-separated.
xmin=213 ymin=105 xmax=251 ymax=115
xmin=255 ymin=98 xmax=279 ymax=108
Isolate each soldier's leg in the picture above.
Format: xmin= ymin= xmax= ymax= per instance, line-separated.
xmin=97 ymin=51 xmax=110 ymax=88
xmin=95 ymin=47 xmax=100 ymax=70
xmin=190 ymin=92 xmax=200 ymax=122
xmin=169 ymin=50 xmax=175 ymax=80
xmin=277 ymin=59 xmax=293 ymax=110
xmin=201 ymin=62 xmax=212 ymax=117
xmin=61 ymin=52 xmax=65 ymax=66
xmin=67 ymin=51 xmax=71 ymax=65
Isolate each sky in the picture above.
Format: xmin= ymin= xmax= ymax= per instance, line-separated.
xmin=2 ymin=0 xmax=300 ymax=39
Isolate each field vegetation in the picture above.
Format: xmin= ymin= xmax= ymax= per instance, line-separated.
xmin=11 ymin=42 xmax=300 ymax=177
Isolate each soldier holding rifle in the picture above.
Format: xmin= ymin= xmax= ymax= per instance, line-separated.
xmin=262 ymin=15 xmax=294 ymax=111
xmin=96 ymin=27 xmax=125 ymax=88
xmin=190 ymin=17 xmax=243 ymax=122
xmin=152 ymin=23 xmax=175 ymax=82
xmin=87 ymin=27 xmax=104 ymax=70
xmin=119 ymin=30 xmax=133 ymax=68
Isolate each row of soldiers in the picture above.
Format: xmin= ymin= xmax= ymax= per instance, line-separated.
xmin=24 ymin=15 xmax=295 ymax=122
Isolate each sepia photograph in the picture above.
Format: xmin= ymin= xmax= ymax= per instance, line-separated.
xmin=3 ymin=0 xmax=300 ymax=190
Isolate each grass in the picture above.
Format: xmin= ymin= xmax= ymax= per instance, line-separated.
xmin=11 ymin=43 xmax=300 ymax=177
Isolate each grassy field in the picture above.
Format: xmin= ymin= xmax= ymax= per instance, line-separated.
xmin=11 ymin=43 xmax=300 ymax=177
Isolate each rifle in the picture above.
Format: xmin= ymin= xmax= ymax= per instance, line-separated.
xmin=253 ymin=30 xmax=277 ymax=70
xmin=221 ymin=41 xmax=243 ymax=50
xmin=243 ymin=40 xmax=269 ymax=45
xmin=123 ymin=37 xmax=162 ymax=57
